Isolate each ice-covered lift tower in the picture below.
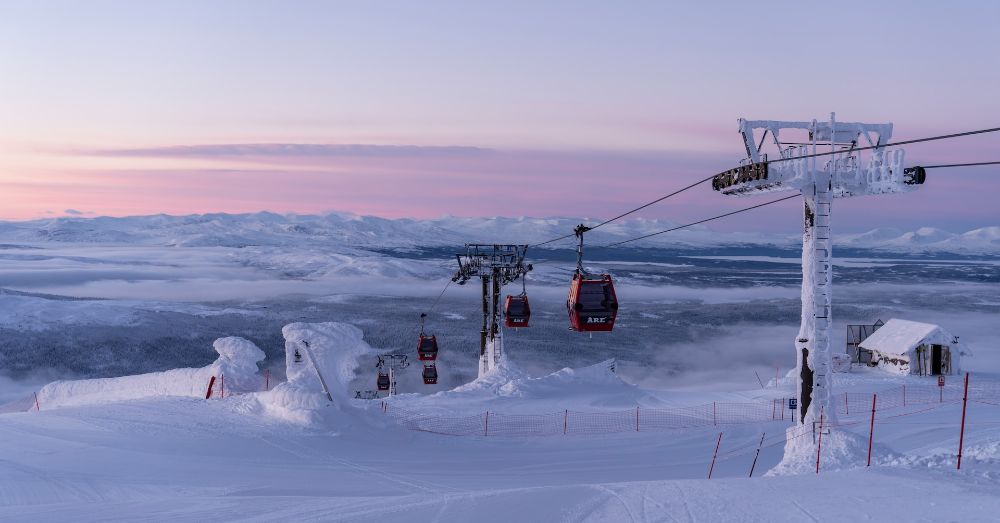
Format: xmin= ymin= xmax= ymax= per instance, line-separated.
xmin=712 ymin=113 xmax=926 ymax=426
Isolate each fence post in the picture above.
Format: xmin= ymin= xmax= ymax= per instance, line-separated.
xmin=265 ymin=369 xmax=270 ymax=391
xmin=484 ymin=411 xmax=490 ymax=437
xmin=205 ymin=375 xmax=217 ymax=399
xmin=636 ymin=406 xmax=640 ymax=432
xmin=708 ymin=432 xmax=723 ymax=479
xmin=220 ymin=373 xmax=225 ymax=399
xmin=958 ymin=372 xmax=970 ymax=470
xmin=713 ymin=402 xmax=717 ymax=426
xmin=564 ymin=409 xmax=568 ymax=435
xmin=815 ymin=407 xmax=825 ymax=474
xmin=845 ymin=394 xmax=849 ymax=416
xmin=33 ymin=392 xmax=40 ymax=412
xmin=749 ymin=432 xmax=766 ymax=478
xmin=867 ymin=393 xmax=877 ymax=467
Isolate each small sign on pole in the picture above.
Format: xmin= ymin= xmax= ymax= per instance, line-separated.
xmin=788 ymin=398 xmax=798 ymax=410
xmin=938 ymin=375 xmax=945 ymax=387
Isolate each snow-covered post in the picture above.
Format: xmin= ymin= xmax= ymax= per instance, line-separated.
xmin=713 ymin=114 xmax=923 ymax=434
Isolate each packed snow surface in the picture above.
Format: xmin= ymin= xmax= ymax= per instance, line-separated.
xmin=4 ymin=322 xmax=1000 ymax=521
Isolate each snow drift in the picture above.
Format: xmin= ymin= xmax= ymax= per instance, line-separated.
xmin=34 ymin=336 xmax=264 ymax=410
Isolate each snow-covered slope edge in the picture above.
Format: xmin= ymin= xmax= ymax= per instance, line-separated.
xmin=33 ymin=337 xmax=264 ymax=410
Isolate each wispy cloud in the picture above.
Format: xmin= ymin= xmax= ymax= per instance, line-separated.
xmin=87 ymin=143 xmax=490 ymax=159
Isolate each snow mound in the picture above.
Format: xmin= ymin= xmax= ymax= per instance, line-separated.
xmin=445 ymin=359 xmax=634 ymax=404
xmin=256 ymin=322 xmax=376 ymax=425
xmin=35 ymin=336 xmax=265 ymax=410
xmin=768 ymin=427 xmax=888 ymax=475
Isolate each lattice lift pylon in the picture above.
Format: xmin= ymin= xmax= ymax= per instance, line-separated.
xmin=452 ymin=244 xmax=532 ymax=377
xmin=712 ymin=113 xmax=926 ymax=426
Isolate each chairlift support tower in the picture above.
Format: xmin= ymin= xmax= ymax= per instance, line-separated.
xmin=712 ymin=113 xmax=926 ymax=426
xmin=452 ymin=244 xmax=532 ymax=377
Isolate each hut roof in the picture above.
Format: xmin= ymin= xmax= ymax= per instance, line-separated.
xmin=859 ymin=319 xmax=956 ymax=356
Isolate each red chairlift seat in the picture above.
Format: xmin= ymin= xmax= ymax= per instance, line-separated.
xmin=376 ymin=372 xmax=390 ymax=391
xmin=567 ymin=273 xmax=618 ymax=332
xmin=422 ymin=364 xmax=438 ymax=385
xmin=503 ymin=294 xmax=531 ymax=328
xmin=417 ymin=334 xmax=439 ymax=361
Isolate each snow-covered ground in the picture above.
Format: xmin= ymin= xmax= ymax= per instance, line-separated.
xmin=1 ymin=213 xmax=999 ymax=520
xmin=2 ymin=321 xmax=1000 ymax=521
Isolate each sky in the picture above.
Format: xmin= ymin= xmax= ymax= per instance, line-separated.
xmin=1 ymin=1 xmax=998 ymax=232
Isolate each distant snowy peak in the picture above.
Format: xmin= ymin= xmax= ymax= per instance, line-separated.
xmin=0 ymin=213 xmax=997 ymax=253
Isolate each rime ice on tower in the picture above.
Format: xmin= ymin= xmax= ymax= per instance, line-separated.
xmin=713 ymin=114 xmax=925 ymax=464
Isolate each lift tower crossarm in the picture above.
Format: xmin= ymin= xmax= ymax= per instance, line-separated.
xmin=712 ymin=114 xmax=925 ymax=427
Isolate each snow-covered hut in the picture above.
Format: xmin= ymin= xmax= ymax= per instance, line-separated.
xmin=858 ymin=319 xmax=965 ymax=376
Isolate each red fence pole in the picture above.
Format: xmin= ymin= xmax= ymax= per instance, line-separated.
xmin=867 ymin=393 xmax=877 ymax=467
xmin=957 ymin=372 xmax=970 ymax=470
xmin=749 ymin=432 xmax=766 ymax=478
xmin=708 ymin=432 xmax=723 ymax=479
xmin=33 ymin=392 xmax=40 ymax=412
xmin=636 ymin=406 xmax=640 ymax=432
xmin=220 ymin=373 xmax=225 ymax=399
xmin=484 ymin=411 xmax=490 ymax=437
xmin=815 ymin=407 xmax=825 ymax=474
xmin=205 ymin=375 xmax=217 ymax=399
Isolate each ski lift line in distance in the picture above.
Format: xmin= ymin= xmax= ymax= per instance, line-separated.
xmin=530 ymin=174 xmax=717 ymax=248
xmin=377 ymin=372 xmax=390 ymax=391
xmin=604 ymin=194 xmax=801 ymax=247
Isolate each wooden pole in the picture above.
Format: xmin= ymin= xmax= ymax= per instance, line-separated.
xmin=749 ymin=432 xmax=766 ymax=478
xmin=708 ymin=432 xmax=723 ymax=479
xmin=815 ymin=407 xmax=825 ymax=474
xmin=564 ymin=409 xmax=568 ymax=435
xmin=205 ymin=376 xmax=216 ymax=399
xmin=713 ymin=402 xmax=717 ymax=426
xmin=33 ymin=392 xmax=40 ymax=411
xmin=867 ymin=393 xmax=877 ymax=467
xmin=636 ymin=406 xmax=640 ymax=432
xmin=958 ymin=372 xmax=970 ymax=470
xmin=484 ymin=411 xmax=490 ymax=437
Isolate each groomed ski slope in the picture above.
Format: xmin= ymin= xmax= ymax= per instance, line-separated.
xmin=1 ymin=322 xmax=999 ymax=522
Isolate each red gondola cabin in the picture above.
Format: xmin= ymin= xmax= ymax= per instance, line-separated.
xmin=504 ymin=294 xmax=531 ymax=328
xmin=422 ymin=364 xmax=438 ymax=385
xmin=417 ymin=334 xmax=438 ymax=361
xmin=376 ymin=372 xmax=390 ymax=391
xmin=567 ymin=273 xmax=618 ymax=332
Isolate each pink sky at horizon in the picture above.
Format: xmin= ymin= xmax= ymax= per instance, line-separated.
xmin=2 ymin=2 xmax=998 ymax=232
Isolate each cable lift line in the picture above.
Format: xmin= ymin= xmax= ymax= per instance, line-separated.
xmin=604 ymin=194 xmax=800 ymax=247
xmin=916 ymin=161 xmax=1000 ymax=169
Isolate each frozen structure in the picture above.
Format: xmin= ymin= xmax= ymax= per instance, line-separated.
xmin=859 ymin=319 xmax=966 ymax=376
xmin=712 ymin=114 xmax=926 ymax=433
xmin=35 ymin=336 xmax=265 ymax=410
